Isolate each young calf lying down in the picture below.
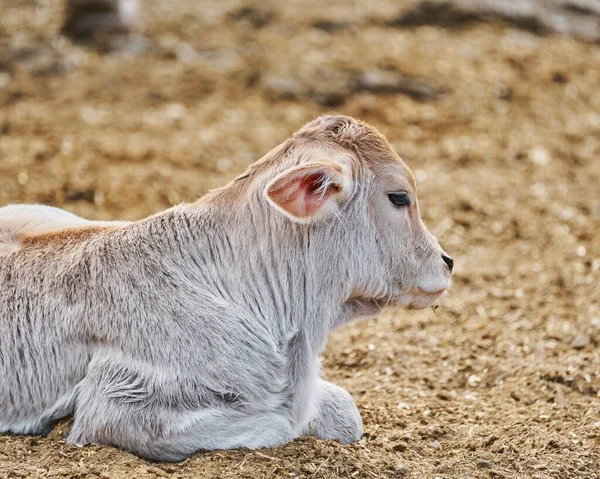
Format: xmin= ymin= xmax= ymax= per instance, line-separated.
xmin=0 ymin=115 xmax=453 ymax=461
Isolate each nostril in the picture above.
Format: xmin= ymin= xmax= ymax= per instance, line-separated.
xmin=442 ymin=254 xmax=454 ymax=273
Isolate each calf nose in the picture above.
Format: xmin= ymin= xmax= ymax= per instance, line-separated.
xmin=442 ymin=254 xmax=454 ymax=273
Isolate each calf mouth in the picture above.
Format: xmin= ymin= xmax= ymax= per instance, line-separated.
xmin=377 ymin=286 xmax=448 ymax=311
xmin=347 ymin=285 xmax=449 ymax=313
xmin=404 ymin=289 xmax=449 ymax=310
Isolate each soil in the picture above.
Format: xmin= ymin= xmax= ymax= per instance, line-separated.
xmin=1 ymin=1 xmax=600 ymax=478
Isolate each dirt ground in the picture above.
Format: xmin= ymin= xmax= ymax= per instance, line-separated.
xmin=1 ymin=0 xmax=600 ymax=477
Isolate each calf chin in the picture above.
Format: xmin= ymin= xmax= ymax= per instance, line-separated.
xmin=333 ymin=297 xmax=385 ymax=329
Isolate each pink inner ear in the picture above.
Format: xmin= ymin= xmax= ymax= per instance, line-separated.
xmin=269 ymin=173 xmax=331 ymax=218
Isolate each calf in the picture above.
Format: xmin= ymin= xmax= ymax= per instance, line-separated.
xmin=0 ymin=115 xmax=452 ymax=461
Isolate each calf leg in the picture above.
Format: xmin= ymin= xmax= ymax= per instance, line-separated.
xmin=302 ymin=379 xmax=363 ymax=444
xmin=68 ymin=366 xmax=295 ymax=461
xmin=70 ymin=401 xmax=295 ymax=462
xmin=145 ymin=411 xmax=295 ymax=461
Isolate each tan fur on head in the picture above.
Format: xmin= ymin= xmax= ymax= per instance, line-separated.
xmin=294 ymin=115 xmax=416 ymax=183
xmin=219 ymin=115 xmax=416 ymax=194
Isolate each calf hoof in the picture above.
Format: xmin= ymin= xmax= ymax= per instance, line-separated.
xmin=310 ymin=382 xmax=363 ymax=444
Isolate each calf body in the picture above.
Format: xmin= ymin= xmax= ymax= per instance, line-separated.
xmin=0 ymin=116 xmax=451 ymax=460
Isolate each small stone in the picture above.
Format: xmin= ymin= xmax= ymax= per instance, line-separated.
xmin=167 ymin=192 xmax=180 ymax=205
xmin=0 ymin=72 xmax=10 ymax=89
xmin=467 ymin=374 xmax=481 ymax=387
xmin=552 ymin=72 xmax=567 ymax=83
xmin=395 ymin=466 xmax=409 ymax=476
xmin=431 ymin=440 xmax=441 ymax=449
xmin=496 ymin=83 xmax=511 ymax=100
xmin=491 ymin=222 xmax=503 ymax=235
xmin=355 ymin=69 xmax=404 ymax=93
xmin=17 ymin=172 xmax=29 ymax=186
xmin=354 ymin=69 xmax=439 ymax=100
xmin=476 ymin=459 xmax=492 ymax=469
xmin=229 ymin=5 xmax=274 ymax=29
xmin=62 ymin=0 xmax=137 ymax=38
xmin=263 ymin=75 xmax=305 ymax=100
xmin=528 ymin=146 xmax=551 ymax=166
xmin=571 ymin=334 xmax=589 ymax=350
xmin=312 ymin=20 xmax=349 ymax=32
xmin=93 ymin=191 xmax=105 ymax=206
xmin=165 ymin=103 xmax=186 ymax=120
xmin=61 ymin=137 xmax=74 ymax=156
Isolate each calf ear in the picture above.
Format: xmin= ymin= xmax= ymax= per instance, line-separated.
xmin=264 ymin=159 xmax=351 ymax=222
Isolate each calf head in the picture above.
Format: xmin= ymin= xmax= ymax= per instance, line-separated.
xmin=234 ymin=115 xmax=452 ymax=315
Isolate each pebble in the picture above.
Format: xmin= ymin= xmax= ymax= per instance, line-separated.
xmin=467 ymin=374 xmax=481 ymax=387
xmin=571 ymin=334 xmax=589 ymax=350
xmin=354 ymin=68 xmax=439 ymax=100
xmin=0 ymin=72 xmax=10 ymax=89
xmin=356 ymin=69 xmax=405 ymax=93
xmin=476 ymin=459 xmax=492 ymax=469
xmin=165 ymin=103 xmax=186 ymax=121
xmin=263 ymin=75 xmax=305 ymax=100
xmin=395 ymin=466 xmax=409 ymax=476
xmin=529 ymin=146 xmax=551 ymax=166
xmin=17 ymin=172 xmax=29 ymax=186
xmin=229 ymin=5 xmax=274 ymax=29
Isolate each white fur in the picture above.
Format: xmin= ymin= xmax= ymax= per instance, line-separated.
xmin=0 ymin=116 xmax=451 ymax=461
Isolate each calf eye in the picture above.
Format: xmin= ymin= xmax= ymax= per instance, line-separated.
xmin=388 ymin=192 xmax=411 ymax=207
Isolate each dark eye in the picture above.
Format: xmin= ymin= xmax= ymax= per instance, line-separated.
xmin=388 ymin=192 xmax=411 ymax=207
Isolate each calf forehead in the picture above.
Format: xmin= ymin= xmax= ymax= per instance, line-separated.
xmin=360 ymin=146 xmax=417 ymax=190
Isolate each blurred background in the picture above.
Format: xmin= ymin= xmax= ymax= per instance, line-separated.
xmin=1 ymin=1 xmax=599 ymax=478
